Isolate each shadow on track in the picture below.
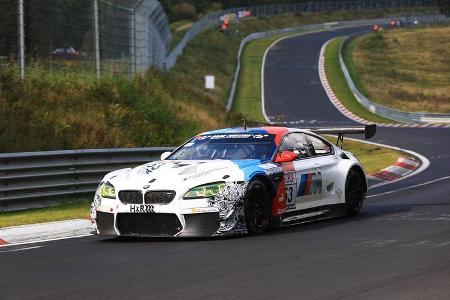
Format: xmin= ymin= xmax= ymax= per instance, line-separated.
xmin=95 ymin=204 xmax=411 ymax=243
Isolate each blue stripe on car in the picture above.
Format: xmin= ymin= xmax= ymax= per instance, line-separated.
xmin=231 ymin=160 xmax=267 ymax=181
xmin=297 ymin=174 xmax=308 ymax=196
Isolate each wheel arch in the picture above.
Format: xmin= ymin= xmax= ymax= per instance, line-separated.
xmin=347 ymin=164 xmax=367 ymax=193
xmin=250 ymin=174 xmax=276 ymax=199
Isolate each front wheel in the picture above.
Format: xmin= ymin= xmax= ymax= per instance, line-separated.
xmin=345 ymin=168 xmax=366 ymax=216
xmin=244 ymin=180 xmax=271 ymax=234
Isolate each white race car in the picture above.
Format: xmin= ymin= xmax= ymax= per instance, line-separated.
xmin=91 ymin=125 xmax=376 ymax=237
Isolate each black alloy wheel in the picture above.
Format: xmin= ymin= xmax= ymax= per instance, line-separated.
xmin=245 ymin=180 xmax=271 ymax=234
xmin=345 ymin=168 xmax=366 ymax=216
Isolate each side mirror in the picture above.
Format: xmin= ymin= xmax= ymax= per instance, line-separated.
xmin=274 ymin=151 xmax=297 ymax=163
xmin=160 ymin=151 xmax=172 ymax=160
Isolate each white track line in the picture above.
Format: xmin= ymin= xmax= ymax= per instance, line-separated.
xmin=368 ymin=176 xmax=450 ymax=198
xmin=0 ymin=233 xmax=93 ymax=249
xmin=0 ymin=245 xmax=43 ymax=254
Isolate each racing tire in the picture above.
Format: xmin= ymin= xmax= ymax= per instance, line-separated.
xmin=244 ymin=180 xmax=271 ymax=234
xmin=345 ymin=168 xmax=366 ymax=216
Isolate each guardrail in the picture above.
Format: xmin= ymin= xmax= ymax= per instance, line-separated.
xmin=0 ymin=147 xmax=175 ymax=211
xmin=339 ymin=23 xmax=450 ymax=124
xmin=226 ymin=14 xmax=448 ymax=111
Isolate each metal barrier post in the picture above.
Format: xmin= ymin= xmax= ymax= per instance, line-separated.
xmin=17 ymin=0 xmax=25 ymax=80
xmin=129 ymin=11 xmax=136 ymax=76
xmin=93 ymin=0 xmax=101 ymax=79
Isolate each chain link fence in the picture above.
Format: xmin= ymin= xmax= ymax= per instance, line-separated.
xmin=0 ymin=0 xmax=440 ymax=79
xmin=0 ymin=0 xmax=171 ymax=79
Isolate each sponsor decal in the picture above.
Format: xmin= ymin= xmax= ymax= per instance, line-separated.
xmin=183 ymin=166 xmax=228 ymax=181
xmin=185 ymin=207 xmax=219 ymax=214
xmin=284 ymin=171 xmax=297 ymax=210
xmin=129 ymin=204 xmax=154 ymax=213
xmin=144 ymin=161 xmax=164 ymax=174
xmin=286 ymin=185 xmax=296 ymax=209
xmin=297 ymin=172 xmax=322 ymax=196
xmin=283 ymin=171 xmax=323 ymax=210
xmin=198 ymin=134 xmax=269 ymax=140
xmin=285 ymin=171 xmax=296 ymax=185
xmin=170 ymin=161 xmax=193 ymax=168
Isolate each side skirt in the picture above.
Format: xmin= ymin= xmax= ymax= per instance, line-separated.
xmin=280 ymin=204 xmax=348 ymax=227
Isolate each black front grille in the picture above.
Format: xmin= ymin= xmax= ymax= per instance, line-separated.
xmin=118 ymin=191 xmax=143 ymax=204
xmin=144 ymin=191 xmax=176 ymax=205
xmin=116 ymin=213 xmax=182 ymax=236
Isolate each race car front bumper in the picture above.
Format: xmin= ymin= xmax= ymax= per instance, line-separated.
xmin=95 ymin=210 xmax=221 ymax=237
xmin=93 ymin=181 xmax=249 ymax=237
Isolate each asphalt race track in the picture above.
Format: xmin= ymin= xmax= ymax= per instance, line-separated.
xmin=1 ymin=27 xmax=450 ymax=300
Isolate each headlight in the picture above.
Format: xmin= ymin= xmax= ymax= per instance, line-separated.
xmin=184 ymin=182 xmax=226 ymax=199
xmin=99 ymin=181 xmax=116 ymax=199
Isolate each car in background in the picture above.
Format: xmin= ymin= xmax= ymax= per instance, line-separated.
xmin=51 ymin=47 xmax=86 ymax=60
xmin=91 ymin=125 xmax=376 ymax=238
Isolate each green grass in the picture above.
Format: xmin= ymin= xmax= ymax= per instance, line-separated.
xmin=0 ymin=49 xmax=236 ymax=152
xmin=324 ymin=38 xmax=396 ymax=123
xmin=338 ymin=138 xmax=405 ymax=174
xmin=344 ymin=26 xmax=450 ymax=113
xmin=0 ymin=199 xmax=91 ymax=228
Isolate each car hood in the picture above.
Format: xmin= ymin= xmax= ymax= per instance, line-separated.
xmin=105 ymin=159 xmax=268 ymax=192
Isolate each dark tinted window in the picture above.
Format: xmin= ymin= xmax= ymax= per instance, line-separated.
xmin=168 ymin=133 xmax=276 ymax=160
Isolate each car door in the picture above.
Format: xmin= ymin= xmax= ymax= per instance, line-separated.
xmin=279 ymin=133 xmax=323 ymax=211
xmin=305 ymin=134 xmax=341 ymax=206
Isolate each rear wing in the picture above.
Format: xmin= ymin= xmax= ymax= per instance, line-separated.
xmin=309 ymin=124 xmax=376 ymax=139
xmin=252 ymin=120 xmax=376 ymax=147
xmin=308 ymin=124 xmax=376 ymax=148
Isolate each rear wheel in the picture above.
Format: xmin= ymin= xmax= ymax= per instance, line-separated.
xmin=244 ymin=180 xmax=271 ymax=234
xmin=345 ymin=168 xmax=366 ymax=216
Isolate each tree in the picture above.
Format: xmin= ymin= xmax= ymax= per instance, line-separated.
xmin=439 ymin=0 xmax=450 ymax=16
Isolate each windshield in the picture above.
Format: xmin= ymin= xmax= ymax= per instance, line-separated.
xmin=168 ymin=133 xmax=276 ymax=160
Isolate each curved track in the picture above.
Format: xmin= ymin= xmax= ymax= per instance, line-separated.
xmin=1 ymin=27 xmax=450 ymax=299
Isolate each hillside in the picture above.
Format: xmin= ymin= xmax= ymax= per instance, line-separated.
xmin=0 ymin=7 xmax=434 ymax=152
xmin=344 ymin=26 xmax=450 ymax=113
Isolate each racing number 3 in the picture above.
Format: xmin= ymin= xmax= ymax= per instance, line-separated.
xmin=286 ymin=186 xmax=294 ymax=205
